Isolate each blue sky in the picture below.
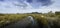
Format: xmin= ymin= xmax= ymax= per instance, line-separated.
xmin=0 ymin=0 xmax=60 ymax=13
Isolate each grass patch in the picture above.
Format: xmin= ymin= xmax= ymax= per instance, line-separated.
xmin=0 ymin=14 xmax=60 ymax=27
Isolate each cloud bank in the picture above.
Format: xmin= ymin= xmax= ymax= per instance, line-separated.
xmin=0 ymin=0 xmax=53 ymax=9
xmin=0 ymin=0 xmax=54 ymax=13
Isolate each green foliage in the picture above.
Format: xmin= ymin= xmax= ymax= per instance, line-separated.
xmin=0 ymin=13 xmax=60 ymax=27
xmin=0 ymin=14 xmax=5 ymax=16
xmin=0 ymin=14 xmax=28 ymax=26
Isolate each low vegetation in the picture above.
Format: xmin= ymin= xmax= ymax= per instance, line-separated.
xmin=0 ymin=13 xmax=60 ymax=28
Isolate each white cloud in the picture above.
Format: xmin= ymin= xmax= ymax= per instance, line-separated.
xmin=0 ymin=0 xmax=60 ymax=13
